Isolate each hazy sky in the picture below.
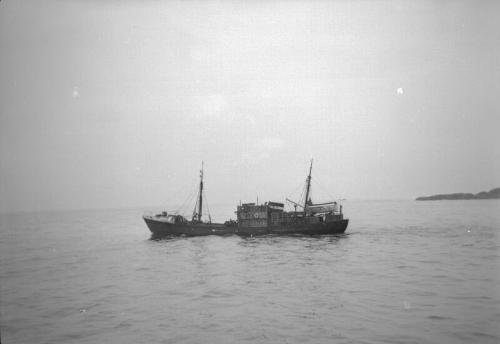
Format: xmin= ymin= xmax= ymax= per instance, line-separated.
xmin=1 ymin=0 xmax=499 ymax=212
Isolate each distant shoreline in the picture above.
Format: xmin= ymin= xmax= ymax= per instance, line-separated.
xmin=416 ymin=188 xmax=500 ymax=201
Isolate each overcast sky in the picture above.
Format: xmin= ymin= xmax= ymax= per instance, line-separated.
xmin=1 ymin=0 xmax=499 ymax=213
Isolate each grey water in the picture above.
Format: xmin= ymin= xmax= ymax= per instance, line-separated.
xmin=1 ymin=200 xmax=499 ymax=344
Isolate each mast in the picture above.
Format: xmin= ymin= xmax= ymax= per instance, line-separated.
xmin=303 ymin=159 xmax=313 ymax=217
xmin=198 ymin=161 xmax=203 ymax=222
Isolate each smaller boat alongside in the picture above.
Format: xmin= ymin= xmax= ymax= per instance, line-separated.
xmin=143 ymin=160 xmax=348 ymax=237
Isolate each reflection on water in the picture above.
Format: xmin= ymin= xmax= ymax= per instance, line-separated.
xmin=150 ymin=233 xmax=351 ymax=243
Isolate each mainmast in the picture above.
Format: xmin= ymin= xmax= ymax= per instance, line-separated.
xmin=303 ymin=159 xmax=313 ymax=217
xmin=198 ymin=161 xmax=203 ymax=222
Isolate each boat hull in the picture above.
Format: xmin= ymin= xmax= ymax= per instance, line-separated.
xmin=143 ymin=216 xmax=348 ymax=237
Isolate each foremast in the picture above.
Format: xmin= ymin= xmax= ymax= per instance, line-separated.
xmin=303 ymin=159 xmax=313 ymax=217
xmin=192 ymin=161 xmax=204 ymax=222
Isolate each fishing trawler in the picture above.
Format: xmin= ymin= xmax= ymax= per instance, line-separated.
xmin=143 ymin=161 xmax=348 ymax=237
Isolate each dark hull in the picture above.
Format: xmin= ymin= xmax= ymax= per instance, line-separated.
xmin=143 ymin=216 xmax=348 ymax=237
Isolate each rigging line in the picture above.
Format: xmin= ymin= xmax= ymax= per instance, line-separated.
xmin=168 ymin=172 xmax=198 ymax=208
xmin=314 ymin=174 xmax=341 ymax=201
xmin=314 ymin=178 xmax=333 ymax=201
xmin=287 ymin=179 xmax=306 ymax=200
xmin=192 ymin=189 xmax=200 ymax=219
xmin=178 ymin=195 xmax=193 ymax=216
xmin=177 ymin=190 xmax=196 ymax=216
xmin=173 ymin=190 xmax=194 ymax=214
xmin=284 ymin=180 xmax=304 ymax=211
xmin=290 ymin=184 xmax=303 ymax=205
xmin=174 ymin=177 xmax=199 ymax=214
xmin=202 ymin=188 xmax=212 ymax=222
xmin=299 ymin=181 xmax=307 ymax=204
xmin=179 ymin=186 xmax=196 ymax=212
xmin=182 ymin=193 xmax=196 ymax=215
xmin=288 ymin=182 xmax=307 ymax=212
xmin=313 ymin=174 xmax=334 ymax=198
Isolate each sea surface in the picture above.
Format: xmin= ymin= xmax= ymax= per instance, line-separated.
xmin=1 ymin=200 xmax=499 ymax=344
